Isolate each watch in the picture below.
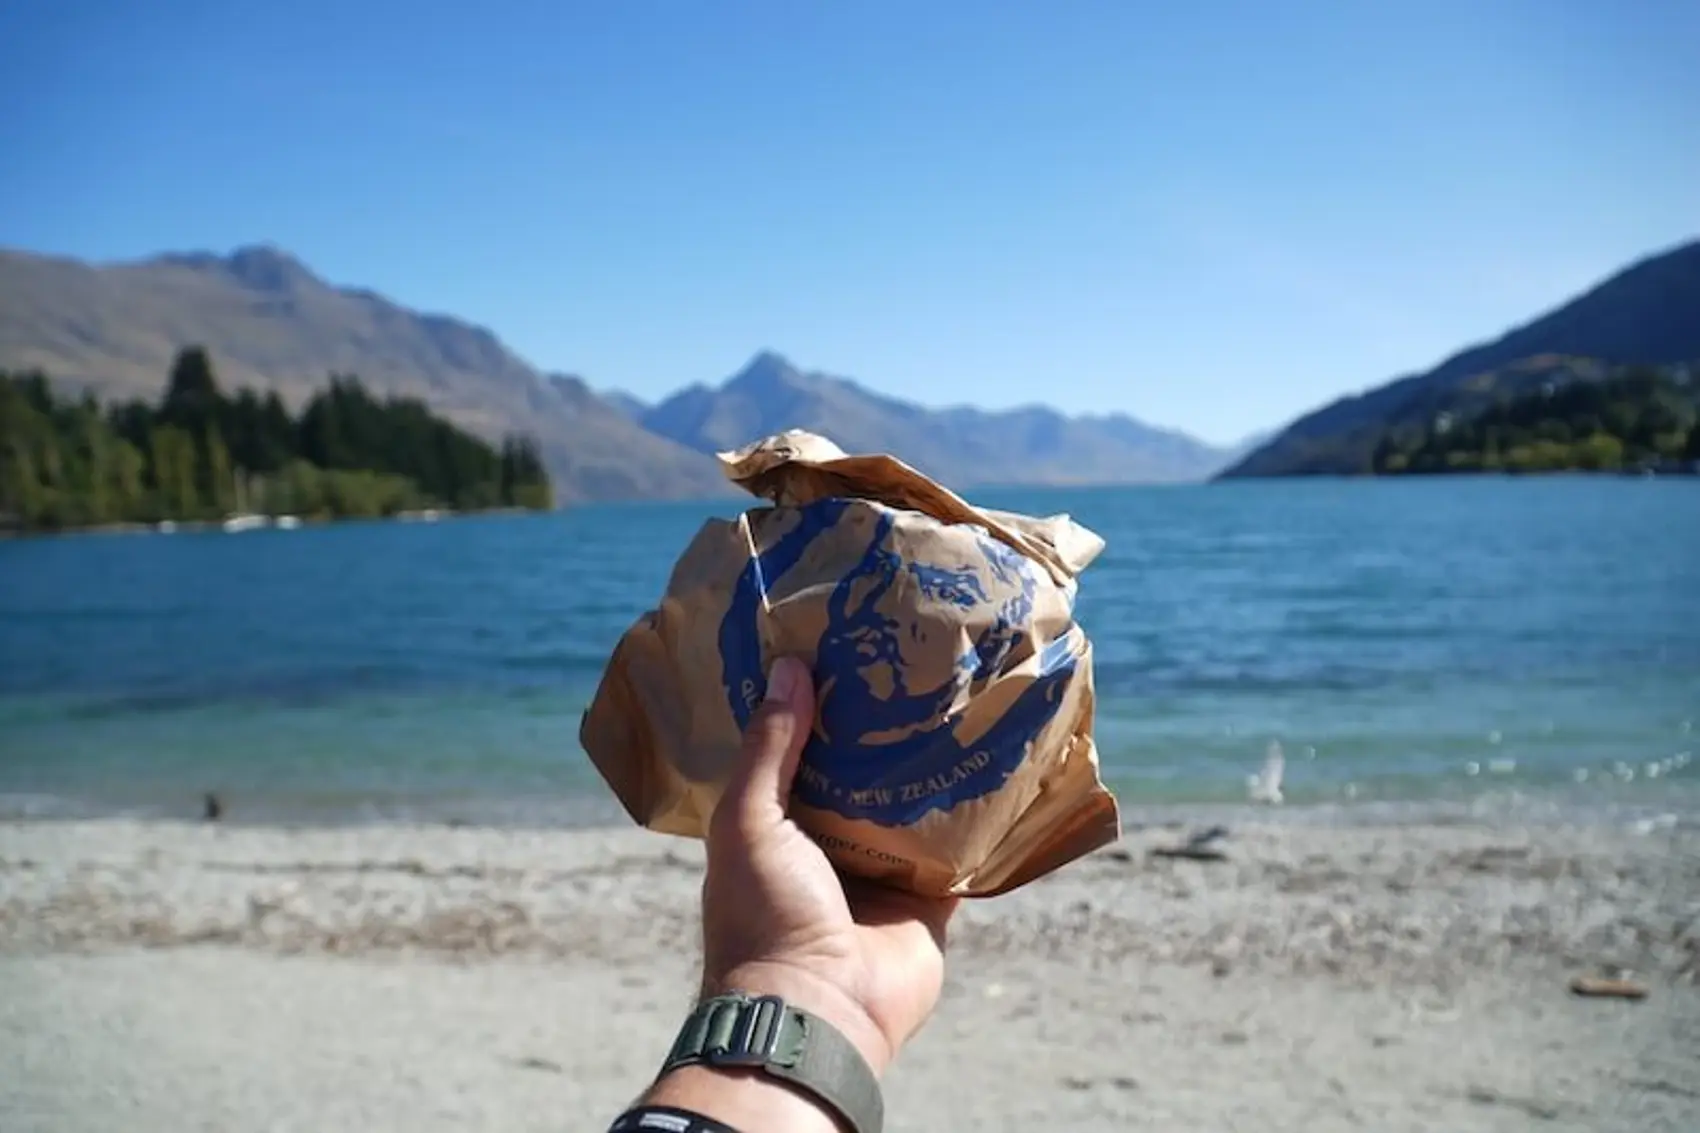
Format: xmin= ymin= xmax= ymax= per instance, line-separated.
xmin=657 ymin=992 xmax=884 ymax=1133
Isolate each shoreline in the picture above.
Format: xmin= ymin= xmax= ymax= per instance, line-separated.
xmin=0 ymin=504 xmax=552 ymax=541
xmin=3 ymin=816 xmax=1696 ymax=1131
xmin=3 ymin=784 xmax=1696 ymax=834
xmin=5 ymin=816 xmax=1695 ymax=977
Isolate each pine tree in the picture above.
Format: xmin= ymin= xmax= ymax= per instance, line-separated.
xmin=72 ymin=407 xmax=113 ymax=524
xmin=259 ymin=391 xmax=295 ymax=471
xmin=202 ymin=425 xmax=235 ymax=514
xmin=160 ymin=346 xmax=223 ymax=437
xmin=3 ymin=359 xmax=555 ymax=530
xmin=150 ymin=425 xmax=201 ymax=517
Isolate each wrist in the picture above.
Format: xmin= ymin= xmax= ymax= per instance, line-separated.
xmin=642 ymin=976 xmax=888 ymax=1133
xmin=642 ymin=1066 xmax=843 ymax=1133
xmin=702 ymin=961 xmax=894 ymax=1078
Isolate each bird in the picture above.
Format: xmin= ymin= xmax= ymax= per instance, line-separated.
xmin=1247 ymin=741 xmax=1285 ymax=805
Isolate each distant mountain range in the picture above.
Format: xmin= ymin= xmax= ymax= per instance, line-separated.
xmin=0 ymin=245 xmax=1234 ymax=501
xmin=636 ymin=351 xmax=1231 ymax=486
xmin=0 ymin=246 xmax=721 ymax=502
xmin=1222 ymin=238 xmax=1700 ymax=478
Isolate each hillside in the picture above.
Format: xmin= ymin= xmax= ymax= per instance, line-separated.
xmin=2 ymin=352 xmax=553 ymax=531
xmin=1 ymin=244 xmax=1231 ymax=498
xmin=1221 ymin=238 xmax=1700 ymax=478
xmin=642 ymin=351 xmax=1230 ymax=485
xmin=1371 ymin=362 xmax=1699 ymax=475
xmin=0 ymin=246 xmax=724 ymax=502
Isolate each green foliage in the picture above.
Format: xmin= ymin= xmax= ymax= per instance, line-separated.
xmin=160 ymin=346 xmax=222 ymax=436
xmin=149 ymin=424 xmax=200 ymax=518
xmin=0 ymin=346 xmax=552 ymax=532
xmin=1371 ymin=364 xmax=1700 ymax=477
xmin=261 ymin=460 xmax=427 ymax=520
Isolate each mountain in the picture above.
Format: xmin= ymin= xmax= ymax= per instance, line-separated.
xmin=642 ymin=351 xmax=1230 ymax=485
xmin=1221 ymin=238 xmax=1700 ymax=478
xmin=0 ymin=245 xmax=724 ymax=502
xmin=0 ymin=243 xmax=1230 ymax=499
xmin=1370 ymin=361 xmax=1700 ymax=476
xmin=600 ymin=388 xmax=649 ymax=420
xmin=1222 ymin=429 xmax=1275 ymax=463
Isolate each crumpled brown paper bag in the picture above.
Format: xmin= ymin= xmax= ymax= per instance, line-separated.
xmin=579 ymin=430 xmax=1120 ymax=896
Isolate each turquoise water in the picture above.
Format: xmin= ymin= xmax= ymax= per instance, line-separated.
xmin=1 ymin=479 xmax=1696 ymax=825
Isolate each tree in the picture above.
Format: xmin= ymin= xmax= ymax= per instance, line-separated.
xmin=111 ymin=438 xmax=146 ymax=518
xmin=500 ymin=436 xmax=552 ymax=508
xmin=160 ymin=346 xmax=223 ymax=437
xmin=1575 ymin=433 xmax=1624 ymax=471
xmin=221 ymin=389 xmax=296 ymax=475
xmin=70 ymin=406 xmax=114 ymax=524
xmin=1 ymin=445 xmax=44 ymax=527
xmin=149 ymin=425 xmax=201 ymax=517
xmin=109 ymin=399 xmax=154 ymax=451
xmin=1 ymin=357 xmax=554 ymax=531
xmin=202 ymin=425 xmax=235 ymax=514
xmin=260 ymin=392 xmax=294 ymax=457
xmin=1 ymin=374 xmax=54 ymax=526
xmin=1372 ymin=363 xmax=1699 ymax=477
xmin=298 ymin=389 xmax=353 ymax=470
xmin=1370 ymin=432 xmax=1395 ymax=473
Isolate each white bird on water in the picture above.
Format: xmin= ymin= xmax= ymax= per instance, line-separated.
xmin=1247 ymin=741 xmax=1285 ymax=805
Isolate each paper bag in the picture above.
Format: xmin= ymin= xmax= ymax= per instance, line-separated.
xmin=579 ymin=430 xmax=1120 ymax=896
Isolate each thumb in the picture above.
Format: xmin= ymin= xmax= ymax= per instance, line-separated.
xmin=719 ymin=656 xmax=816 ymax=834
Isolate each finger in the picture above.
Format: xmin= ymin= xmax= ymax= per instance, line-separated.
xmin=719 ymin=656 xmax=816 ymax=834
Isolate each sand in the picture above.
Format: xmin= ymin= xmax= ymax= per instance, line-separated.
xmin=2 ymin=816 xmax=1696 ymax=1132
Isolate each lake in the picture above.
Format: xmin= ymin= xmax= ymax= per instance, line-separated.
xmin=1 ymin=478 xmax=1696 ymax=826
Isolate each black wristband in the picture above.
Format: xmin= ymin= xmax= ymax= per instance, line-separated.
xmin=658 ymin=993 xmax=883 ymax=1133
xmin=609 ymin=1105 xmax=743 ymax=1133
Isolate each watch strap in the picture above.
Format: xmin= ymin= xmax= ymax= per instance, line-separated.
xmin=659 ymin=993 xmax=884 ymax=1133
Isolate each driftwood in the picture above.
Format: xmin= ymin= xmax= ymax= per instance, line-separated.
xmin=1150 ymin=844 xmax=1229 ymax=862
xmin=1569 ymin=976 xmax=1648 ymax=1000
xmin=1150 ymin=825 xmax=1231 ymax=863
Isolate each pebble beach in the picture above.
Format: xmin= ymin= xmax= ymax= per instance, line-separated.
xmin=2 ymin=816 xmax=1695 ymax=1131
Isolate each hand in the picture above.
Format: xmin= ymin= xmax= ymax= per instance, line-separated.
xmin=698 ymin=656 xmax=958 ymax=1075
xmin=638 ymin=657 xmax=956 ymax=1131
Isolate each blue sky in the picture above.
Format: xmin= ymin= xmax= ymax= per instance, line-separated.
xmin=2 ymin=1 xmax=1695 ymax=445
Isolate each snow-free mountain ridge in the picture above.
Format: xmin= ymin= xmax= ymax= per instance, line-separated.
xmin=0 ymin=245 xmax=1234 ymax=499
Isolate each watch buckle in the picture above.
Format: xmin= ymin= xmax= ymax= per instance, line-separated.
xmin=706 ymin=994 xmax=786 ymax=1066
